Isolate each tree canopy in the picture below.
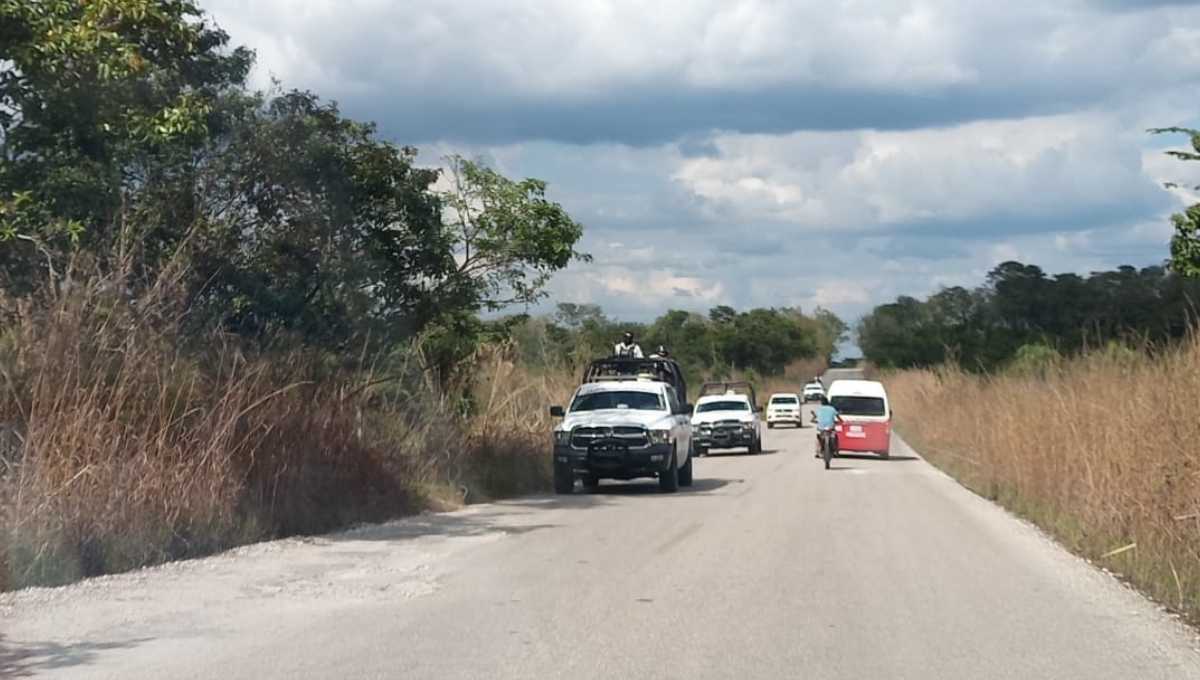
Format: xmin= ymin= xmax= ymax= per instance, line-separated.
xmin=1150 ymin=126 xmax=1200 ymax=277
xmin=512 ymin=302 xmax=846 ymax=386
xmin=857 ymin=260 xmax=1200 ymax=371
xmin=0 ymin=0 xmax=588 ymax=383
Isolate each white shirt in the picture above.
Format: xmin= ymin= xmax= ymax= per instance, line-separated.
xmin=614 ymin=342 xmax=644 ymax=358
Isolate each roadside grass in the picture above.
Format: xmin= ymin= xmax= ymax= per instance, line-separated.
xmin=881 ymin=340 xmax=1200 ymax=626
xmin=0 ymin=273 xmax=826 ymax=593
xmin=0 ymin=279 xmax=573 ymax=592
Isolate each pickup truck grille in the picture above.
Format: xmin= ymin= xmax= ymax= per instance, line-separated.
xmin=699 ymin=420 xmax=746 ymax=433
xmin=570 ymin=426 xmax=650 ymax=449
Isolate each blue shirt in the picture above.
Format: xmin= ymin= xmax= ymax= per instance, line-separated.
xmin=814 ymin=404 xmax=839 ymax=429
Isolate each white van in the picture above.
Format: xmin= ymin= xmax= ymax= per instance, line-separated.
xmin=825 ymin=379 xmax=892 ymax=458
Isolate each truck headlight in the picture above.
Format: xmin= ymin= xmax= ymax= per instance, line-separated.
xmin=648 ymin=429 xmax=672 ymax=444
xmin=553 ymin=429 xmax=571 ymax=445
xmin=742 ymin=421 xmax=756 ymax=429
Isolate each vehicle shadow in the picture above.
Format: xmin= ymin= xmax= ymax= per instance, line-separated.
xmin=0 ymin=633 xmax=152 ymax=678
xmin=320 ymin=474 xmax=735 ymax=540
xmin=835 ymin=453 xmax=921 ymax=462
xmin=327 ymin=510 xmax=562 ymax=543
xmin=701 ymin=449 xmax=779 ymax=457
xmin=486 ymin=478 xmax=729 ymax=510
xmin=594 ymin=477 xmax=730 ymax=495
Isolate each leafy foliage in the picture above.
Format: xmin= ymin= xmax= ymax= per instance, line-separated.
xmin=0 ymin=0 xmax=253 ymax=264
xmin=0 ymin=0 xmax=587 ymax=381
xmin=1150 ymin=126 xmax=1200 ymax=277
xmin=515 ymin=302 xmax=845 ymax=383
xmin=857 ymin=260 xmax=1200 ymax=371
xmin=0 ymin=0 xmax=594 ymax=590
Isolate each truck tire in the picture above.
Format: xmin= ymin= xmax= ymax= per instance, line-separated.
xmin=553 ymin=466 xmax=574 ymax=494
xmin=678 ymin=450 xmax=694 ymax=487
xmin=659 ymin=447 xmax=679 ymax=493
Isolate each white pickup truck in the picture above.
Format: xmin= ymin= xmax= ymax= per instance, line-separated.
xmin=549 ymin=357 xmax=695 ymax=494
xmin=802 ymin=380 xmax=826 ymax=402
xmin=690 ymin=381 xmax=762 ymax=454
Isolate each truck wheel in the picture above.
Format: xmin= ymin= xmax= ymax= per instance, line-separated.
xmin=581 ymin=474 xmax=600 ymax=492
xmin=659 ymin=447 xmax=679 ymax=493
xmin=749 ymin=436 xmax=762 ymax=454
xmin=678 ymin=450 xmax=694 ymax=487
xmin=767 ymin=422 xmax=775 ymax=429
xmin=553 ymin=466 xmax=574 ymax=494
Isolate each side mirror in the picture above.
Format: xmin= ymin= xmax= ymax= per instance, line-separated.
xmin=549 ymin=405 xmax=565 ymax=417
xmin=889 ymin=409 xmax=894 ymax=419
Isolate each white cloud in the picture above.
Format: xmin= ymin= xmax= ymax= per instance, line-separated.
xmin=204 ymin=0 xmax=977 ymax=97
xmin=195 ymin=0 xmax=1200 ymax=344
xmin=672 ymin=111 xmax=1170 ymax=232
xmin=200 ymin=0 xmax=1200 ymax=106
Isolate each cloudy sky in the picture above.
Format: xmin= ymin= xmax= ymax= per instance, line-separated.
xmin=199 ymin=0 xmax=1200 ymax=351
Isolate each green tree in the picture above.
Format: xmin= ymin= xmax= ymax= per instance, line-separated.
xmin=418 ymin=156 xmax=592 ymax=386
xmin=857 ymin=259 xmax=1200 ymax=371
xmin=518 ymin=303 xmax=835 ymax=380
xmin=0 ymin=0 xmax=253 ymax=286
xmin=180 ymin=88 xmax=451 ymax=351
xmin=1 ymin=0 xmax=592 ymax=398
xmin=1150 ymin=126 xmax=1200 ymax=276
xmin=811 ymin=307 xmax=849 ymax=359
xmin=435 ymin=155 xmax=591 ymax=315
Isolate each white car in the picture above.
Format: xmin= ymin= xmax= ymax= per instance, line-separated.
xmin=765 ymin=392 xmax=803 ymax=428
xmin=690 ymin=391 xmax=762 ymax=454
xmin=802 ymin=381 xmax=826 ymax=402
xmin=550 ymin=380 xmax=694 ymax=493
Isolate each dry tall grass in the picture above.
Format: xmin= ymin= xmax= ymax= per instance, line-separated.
xmin=0 ymin=278 xmax=573 ymax=592
xmin=882 ymin=341 xmax=1200 ymax=625
xmin=0 ymin=265 xmax=831 ymax=593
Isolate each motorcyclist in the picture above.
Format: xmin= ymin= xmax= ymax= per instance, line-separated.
xmin=614 ymin=331 xmax=644 ymax=358
xmin=811 ymin=394 xmax=842 ymax=458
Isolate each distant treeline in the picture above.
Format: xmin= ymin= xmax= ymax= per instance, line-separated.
xmin=857 ymin=260 xmax=1200 ymax=371
xmin=510 ymin=303 xmax=849 ymax=383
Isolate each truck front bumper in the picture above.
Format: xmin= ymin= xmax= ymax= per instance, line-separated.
xmin=554 ymin=441 xmax=675 ymax=480
xmin=695 ymin=424 xmax=756 ymax=449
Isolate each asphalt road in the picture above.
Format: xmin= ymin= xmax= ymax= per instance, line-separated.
xmin=2 ymin=370 xmax=1199 ymax=679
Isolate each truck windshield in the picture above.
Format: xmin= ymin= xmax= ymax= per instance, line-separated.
xmin=695 ymin=400 xmax=749 ymax=413
xmin=830 ymin=395 xmax=886 ymax=416
xmin=569 ymin=391 xmax=665 ymax=412
xmin=770 ymin=396 xmax=799 ymax=404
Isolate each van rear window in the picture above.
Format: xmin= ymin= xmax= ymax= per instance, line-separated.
xmin=830 ymin=395 xmax=886 ymax=416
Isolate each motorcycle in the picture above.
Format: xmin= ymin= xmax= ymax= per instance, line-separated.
xmin=817 ymin=427 xmax=837 ymax=470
